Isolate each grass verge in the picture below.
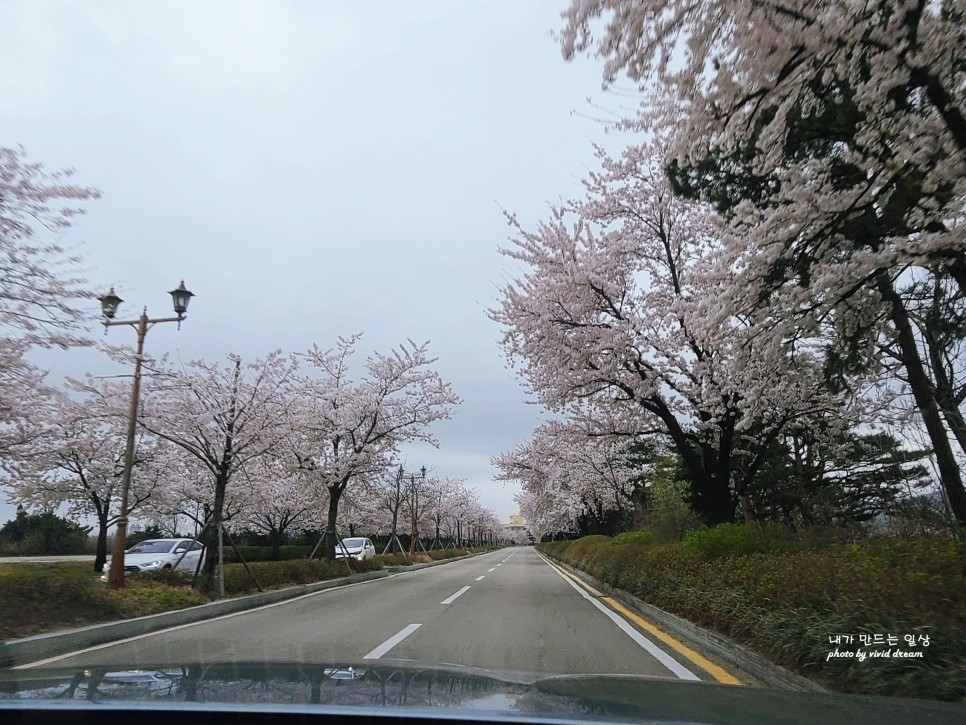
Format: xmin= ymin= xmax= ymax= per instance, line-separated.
xmin=1 ymin=547 xmax=497 ymax=641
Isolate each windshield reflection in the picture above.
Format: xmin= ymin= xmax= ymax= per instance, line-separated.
xmin=0 ymin=663 xmax=587 ymax=716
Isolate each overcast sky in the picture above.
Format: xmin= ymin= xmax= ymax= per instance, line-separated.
xmin=1 ymin=0 xmax=637 ymax=526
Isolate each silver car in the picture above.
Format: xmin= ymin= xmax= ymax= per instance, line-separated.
xmin=103 ymin=538 xmax=206 ymax=576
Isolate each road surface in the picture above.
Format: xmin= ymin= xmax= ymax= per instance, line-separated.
xmin=0 ymin=556 xmax=94 ymax=564
xmin=12 ymin=547 xmax=742 ymax=683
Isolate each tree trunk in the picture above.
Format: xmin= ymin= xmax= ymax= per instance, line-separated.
xmin=923 ymin=301 xmax=966 ymax=455
xmin=94 ymin=511 xmax=109 ymax=573
xmin=877 ymin=272 xmax=966 ymax=528
xmin=791 ymin=435 xmax=814 ymax=525
xmin=739 ymin=494 xmax=756 ymax=523
xmin=200 ymin=468 xmax=229 ymax=587
xmin=324 ymin=485 xmax=342 ymax=560
xmin=385 ymin=505 xmax=400 ymax=554
xmin=661 ymin=413 xmax=734 ymax=525
xmin=270 ymin=528 xmax=282 ymax=561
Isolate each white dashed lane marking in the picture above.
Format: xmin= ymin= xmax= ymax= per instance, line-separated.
xmin=440 ymin=586 xmax=471 ymax=605
xmin=362 ymin=623 xmax=422 ymax=660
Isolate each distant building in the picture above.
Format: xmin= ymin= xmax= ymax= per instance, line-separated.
xmin=505 ymin=514 xmax=529 ymax=545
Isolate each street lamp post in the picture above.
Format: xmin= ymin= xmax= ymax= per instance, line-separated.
xmin=99 ymin=281 xmax=195 ymax=590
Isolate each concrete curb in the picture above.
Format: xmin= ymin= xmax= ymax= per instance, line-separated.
xmin=540 ymin=551 xmax=827 ymax=693
xmin=1 ymin=570 xmax=388 ymax=668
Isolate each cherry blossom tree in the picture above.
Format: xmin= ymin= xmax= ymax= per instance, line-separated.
xmin=6 ymin=382 xmax=163 ymax=571
xmin=236 ymin=453 xmax=326 ymax=560
xmin=0 ymin=147 xmax=100 ymax=472
xmin=424 ymin=476 xmax=466 ymax=549
xmin=370 ymin=464 xmax=410 ymax=553
xmin=293 ymin=335 xmax=459 ymax=559
xmin=133 ymin=351 xmax=298 ymax=585
xmin=0 ymin=341 xmax=52 ymax=467
xmin=0 ymin=145 xmax=100 ymax=346
xmin=495 ymin=420 xmax=639 ymax=537
xmin=558 ymin=0 xmax=966 ymax=526
xmin=491 ymin=141 xmax=848 ymax=524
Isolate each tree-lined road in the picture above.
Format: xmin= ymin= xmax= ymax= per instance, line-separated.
xmin=14 ymin=548 xmax=735 ymax=683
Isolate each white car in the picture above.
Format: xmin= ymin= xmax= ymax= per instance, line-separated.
xmin=104 ymin=538 xmax=206 ymax=576
xmin=334 ymin=537 xmax=376 ymax=561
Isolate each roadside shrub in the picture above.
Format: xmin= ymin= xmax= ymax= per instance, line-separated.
xmin=110 ymin=579 xmax=208 ymax=617
xmin=137 ymin=568 xmax=194 ymax=587
xmin=224 ymin=545 xmax=315 ymax=563
xmin=427 ymin=548 xmax=471 ymax=560
xmin=682 ymin=522 xmax=798 ymax=559
xmin=643 ymin=475 xmax=704 ymax=541
xmin=539 ymin=534 xmax=965 ymax=701
xmin=612 ymin=531 xmax=652 ymax=547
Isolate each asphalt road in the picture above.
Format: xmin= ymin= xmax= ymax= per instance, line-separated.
xmin=0 ymin=555 xmax=95 ymax=564
xmin=15 ymin=547 xmax=732 ymax=683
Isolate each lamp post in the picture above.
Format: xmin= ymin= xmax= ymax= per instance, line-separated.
xmin=99 ymin=281 xmax=195 ymax=589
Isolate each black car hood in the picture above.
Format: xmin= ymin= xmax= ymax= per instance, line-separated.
xmin=0 ymin=660 xmax=962 ymax=725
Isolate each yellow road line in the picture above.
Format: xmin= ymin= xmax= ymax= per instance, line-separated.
xmin=547 ymin=559 xmax=743 ymax=685
xmin=555 ymin=566 xmax=604 ymax=597
xmin=601 ymin=597 xmax=743 ymax=685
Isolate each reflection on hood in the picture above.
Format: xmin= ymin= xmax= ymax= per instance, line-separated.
xmin=1 ymin=661 xmax=963 ymax=725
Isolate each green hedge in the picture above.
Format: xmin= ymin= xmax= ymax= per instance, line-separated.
xmin=0 ymin=563 xmax=205 ymax=640
xmin=538 ymin=530 xmax=965 ymax=702
xmin=223 ymin=545 xmax=315 ymax=562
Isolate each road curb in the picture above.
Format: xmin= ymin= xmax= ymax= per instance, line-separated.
xmin=540 ymin=551 xmax=827 ymax=693
xmin=0 ymin=570 xmax=388 ymax=669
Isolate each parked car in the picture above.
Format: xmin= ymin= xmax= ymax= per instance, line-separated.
xmin=335 ymin=537 xmax=376 ymax=561
xmin=102 ymin=538 xmax=206 ymax=578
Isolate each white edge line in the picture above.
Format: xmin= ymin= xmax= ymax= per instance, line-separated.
xmin=536 ymin=552 xmax=699 ymax=682
xmin=362 ymin=623 xmax=421 ymax=660
xmin=440 ymin=585 xmax=471 ymax=605
xmin=475 ymin=575 xmax=485 ymax=581
xmin=14 ymin=575 xmax=386 ymax=670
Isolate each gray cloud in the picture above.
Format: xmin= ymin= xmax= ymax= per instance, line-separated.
xmin=1 ymin=0 xmax=635 ymax=524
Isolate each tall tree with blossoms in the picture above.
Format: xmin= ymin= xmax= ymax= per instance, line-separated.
xmin=236 ymin=453 xmax=325 ymax=560
xmin=293 ymin=335 xmax=459 ymax=559
xmin=492 ymin=140 xmax=848 ymax=523
xmin=0 ymin=146 xmax=100 ymax=345
xmin=0 ymin=147 xmax=100 ymax=468
xmin=130 ymin=351 xmax=298 ymax=586
xmin=495 ymin=420 xmax=643 ymax=535
xmin=558 ymin=0 xmax=966 ymax=525
xmin=7 ymin=383 xmax=163 ymax=572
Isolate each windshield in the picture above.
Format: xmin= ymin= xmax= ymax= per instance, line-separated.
xmin=126 ymin=541 xmax=175 ymax=554
xmin=0 ymin=0 xmax=963 ymax=720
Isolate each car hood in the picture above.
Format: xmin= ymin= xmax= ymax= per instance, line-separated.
xmin=0 ymin=661 xmax=962 ymax=725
